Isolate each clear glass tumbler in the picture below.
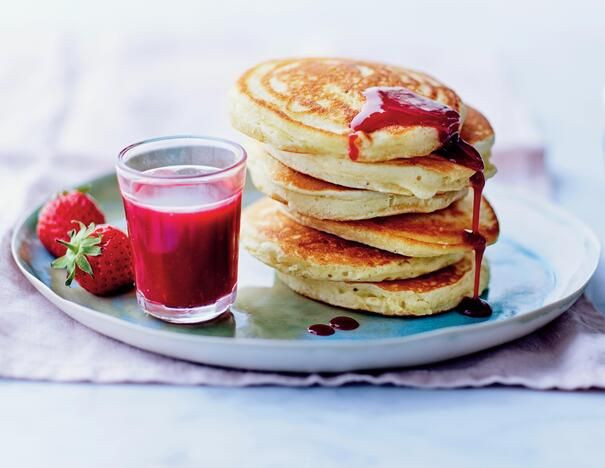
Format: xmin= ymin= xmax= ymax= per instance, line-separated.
xmin=116 ymin=136 xmax=247 ymax=324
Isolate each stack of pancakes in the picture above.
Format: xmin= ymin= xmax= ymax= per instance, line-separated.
xmin=230 ymin=58 xmax=500 ymax=316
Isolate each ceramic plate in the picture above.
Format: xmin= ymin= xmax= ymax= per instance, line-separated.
xmin=12 ymin=173 xmax=600 ymax=372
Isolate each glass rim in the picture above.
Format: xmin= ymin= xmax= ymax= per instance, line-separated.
xmin=116 ymin=135 xmax=247 ymax=180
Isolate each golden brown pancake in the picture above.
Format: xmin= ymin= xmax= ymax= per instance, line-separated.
xmin=461 ymin=106 xmax=495 ymax=156
xmin=242 ymin=198 xmax=464 ymax=281
xmin=285 ymin=192 xmax=500 ymax=257
xmin=277 ymin=256 xmax=489 ymax=316
xmin=230 ymin=57 xmax=465 ymax=161
xmin=255 ymin=105 xmax=495 ymax=199
xmin=248 ymin=147 xmax=468 ymax=220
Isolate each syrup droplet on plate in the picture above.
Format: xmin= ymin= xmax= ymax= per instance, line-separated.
xmin=458 ymin=296 xmax=492 ymax=318
xmin=329 ymin=316 xmax=360 ymax=330
xmin=308 ymin=324 xmax=335 ymax=336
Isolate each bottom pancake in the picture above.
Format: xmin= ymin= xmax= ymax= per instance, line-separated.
xmin=243 ymin=198 xmax=463 ymax=281
xmin=276 ymin=256 xmax=489 ymax=317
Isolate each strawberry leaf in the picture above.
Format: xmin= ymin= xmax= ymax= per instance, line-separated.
xmin=51 ymin=222 xmax=103 ymax=287
xmin=81 ymin=236 xmax=101 ymax=248
xmin=57 ymin=239 xmax=79 ymax=253
xmin=66 ymin=263 xmax=76 ymax=286
xmin=86 ymin=246 xmax=102 ymax=256
xmin=76 ymin=255 xmax=94 ymax=277
xmin=51 ymin=256 xmax=71 ymax=269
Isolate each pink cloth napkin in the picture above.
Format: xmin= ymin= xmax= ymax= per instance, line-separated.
xmin=1 ymin=34 xmax=604 ymax=389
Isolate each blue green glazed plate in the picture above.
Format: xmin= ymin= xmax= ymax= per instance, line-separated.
xmin=11 ymin=173 xmax=600 ymax=372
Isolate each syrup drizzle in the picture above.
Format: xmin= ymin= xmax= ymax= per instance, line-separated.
xmin=435 ymin=139 xmax=485 ymax=173
xmin=329 ymin=316 xmax=360 ymax=330
xmin=348 ymin=86 xmax=492 ymax=317
xmin=308 ymin=324 xmax=335 ymax=336
xmin=348 ymin=133 xmax=360 ymax=161
xmin=307 ymin=316 xmax=360 ymax=336
xmin=348 ymin=87 xmax=460 ymax=160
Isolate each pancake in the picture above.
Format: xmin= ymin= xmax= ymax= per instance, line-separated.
xmin=261 ymin=105 xmax=496 ymax=199
xmin=277 ymin=256 xmax=489 ymax=316
xmin=230 ymin=57 xmax=465 ymax=161
xmin=248 ymin=146 xmax=468 ymax=220
xmin=285 ymin=192 xmax=500 ymax=257
xmin=461 ymin=106 xmax=495 ymax=158
xmin=242 ymin=198 xmax=464 ymax=282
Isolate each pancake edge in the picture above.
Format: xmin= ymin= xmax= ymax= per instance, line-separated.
xmin=284 ymin=195 xmax=500 ymax=258
xmin=241 ymin=201 xmax=466 ymax=282
xmin=248 ymin=148 xmax=469 ymax=220
xmin=276 ymin=259 xmax=490 ymax=316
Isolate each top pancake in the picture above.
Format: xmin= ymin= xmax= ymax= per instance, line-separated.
xmin=230 ymin=57 xmax=465 ymax=161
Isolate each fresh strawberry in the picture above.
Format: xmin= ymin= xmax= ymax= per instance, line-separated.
xmin=37 ymin=189 xmax=105 ymax=257
xmin=51 ymin=222 xmax=134 ymax=296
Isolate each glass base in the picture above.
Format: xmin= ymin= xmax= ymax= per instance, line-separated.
xmin=137 ymin=287 xmax=236 ymax=324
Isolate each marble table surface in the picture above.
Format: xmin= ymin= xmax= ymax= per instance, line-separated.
xmin=4 ymin=176 xmax=605 ymax=468
xmin=0 ymin=381 xmax=604 ymax=468
xmin=2 ymin=1 xmax=605 ymax=466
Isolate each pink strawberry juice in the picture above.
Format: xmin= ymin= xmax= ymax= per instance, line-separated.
xmin=121 ymin=166 xmax=242 ymax=308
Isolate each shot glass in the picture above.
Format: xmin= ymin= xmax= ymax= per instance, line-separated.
xmin=116 ymin=136 xmax=246 ymax=324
